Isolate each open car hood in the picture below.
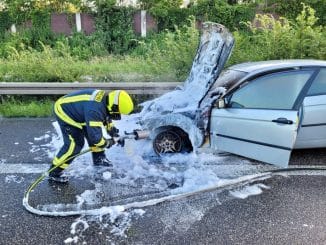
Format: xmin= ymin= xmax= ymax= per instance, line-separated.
xmin=140 ymin=22 xmax=234 ymax=121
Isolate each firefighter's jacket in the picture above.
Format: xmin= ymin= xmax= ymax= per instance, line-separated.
xmin=54 ymin=89 xmax=109 ymax=148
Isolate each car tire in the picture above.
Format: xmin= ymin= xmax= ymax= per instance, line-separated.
xmin=153 ymin=130 xmax=183 ymax=154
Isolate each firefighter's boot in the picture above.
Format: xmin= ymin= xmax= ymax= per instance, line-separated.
xmin=48 ymin=165 xmax=69 ymax=183
xmin=93 ymin=152 xmax=113 ymax=167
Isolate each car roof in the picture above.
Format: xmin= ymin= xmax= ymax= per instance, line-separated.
xmin=220 ymin=59 xmax=326 ymax=97
xmin=229 ymin=59 xmax=326 ymax=73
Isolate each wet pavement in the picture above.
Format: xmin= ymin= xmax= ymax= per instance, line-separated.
xmin=0 ymin=117 xmax=326 ymax=245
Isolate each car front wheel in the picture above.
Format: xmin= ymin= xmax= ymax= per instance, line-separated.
xmin=153 ymin=130 xmax=182 ymax=154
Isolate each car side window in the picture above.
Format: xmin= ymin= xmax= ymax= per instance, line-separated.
xmin=307 ymin=68 xmax=326 ymax=96
xmin=228 ymin=70 xmax=314 ymax=110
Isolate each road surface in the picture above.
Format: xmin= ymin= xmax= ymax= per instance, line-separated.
xmin=0 ymin=118 xmax=326 ymax=245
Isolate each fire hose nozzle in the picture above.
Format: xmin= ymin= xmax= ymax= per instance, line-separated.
xmin=124 ymin=130 xmax=150 ymax=140
xmin=133 ymin=129 xmax=150 ymax=140
xmin=111 ymin=130 xmax=150 ymax=147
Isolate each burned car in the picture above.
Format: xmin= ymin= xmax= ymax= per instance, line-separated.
xmin=138 ymin=22 xmax=326 ymax=168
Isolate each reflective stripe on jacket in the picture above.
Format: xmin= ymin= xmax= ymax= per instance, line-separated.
xmin=54 ymin=89 xmax=108 ymax=147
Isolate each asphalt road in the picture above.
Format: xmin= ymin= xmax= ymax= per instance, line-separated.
xmin=1 ymin=117 xmax=326 ymax=245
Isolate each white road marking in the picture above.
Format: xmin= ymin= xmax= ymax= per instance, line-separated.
xmin=0 ymin=164 xmax=49 ymax=174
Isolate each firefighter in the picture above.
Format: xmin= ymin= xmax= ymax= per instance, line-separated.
xmin=48 ymin=89 xmax=134 ymax=182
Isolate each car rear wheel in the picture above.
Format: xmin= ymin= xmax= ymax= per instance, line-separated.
xmin=153 ymin=130 xmax=183 ymax=154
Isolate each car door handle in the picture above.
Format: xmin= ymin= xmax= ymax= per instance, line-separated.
xmin=272 ymin=118 xmax=293 ymax=125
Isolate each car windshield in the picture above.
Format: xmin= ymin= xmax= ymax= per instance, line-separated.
xmin=211 ymin=69 xmax=248 ymax=90
xmin=199 ymin=69 xmax=247 ymax=110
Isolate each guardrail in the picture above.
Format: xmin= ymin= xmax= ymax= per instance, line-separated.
xmin=0 ymin=82 xmax=183 ymax=95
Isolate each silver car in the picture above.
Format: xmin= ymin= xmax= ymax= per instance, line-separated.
xmin=139 ymin=22 xmax=326 ymax=168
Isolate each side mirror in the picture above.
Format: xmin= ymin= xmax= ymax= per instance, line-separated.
xmin=216 ymin=98 xmax=226 ymax=109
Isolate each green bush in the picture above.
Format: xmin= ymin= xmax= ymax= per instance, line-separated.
xmin=0 ymin=11 xmax=12 ymax=40
xmin=0 ymin=44 xmax=82 ymax=82
xmin=139 ymin=0 xmax=188 ymax=31
xmin=139 ymin=0 xmax=257 ymax=32
xmin=264 ymin=0 xmax=325 ymax=26
xmin=0 ymin=3 xmax=324 ymax=84
xmin=133 ymin=18 xmax=200 ymax=80
xmin=191 ymin=0 xmax=256 ymax=31
xmin=228 ymin=4 xmax=326 ymax=65
xmin=55 ymin=31 xmax=108 ymax=60
xmin=0 ymin=9 xmax=57 ymax=59
xmin=96 ymin=3 xmax=137 ymax=54
xmin=155 ymin=7 xmax=192 ymax=31
xmin=0 ymin=44 xmax=178 ymax=83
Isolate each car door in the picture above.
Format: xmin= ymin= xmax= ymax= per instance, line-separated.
xmin=210 ymin=69 xmax=316 ymax=167
xmin=295 ymin=68 xmax=326 ymax=148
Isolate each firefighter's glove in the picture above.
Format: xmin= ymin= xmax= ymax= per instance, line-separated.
xmin=91 ymin=146 xmax=104 ymax=152
xmin=91 ymin=139 xmax=115 ymax=152
xmin=105 ymin=138 xmax=116 ymax=149
xmin=107 ymin=125 xmax=119 ymax=138
xmin=116 ymin=137 xmax=125 ymax=147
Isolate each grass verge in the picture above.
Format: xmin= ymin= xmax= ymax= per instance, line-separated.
xmin=0 ymin=94 xmax=156 ymax=117
xmin=0 ymin=55 xmax=177 ymax=83
xmin=0 ymin=97 xmax=54 ymax=117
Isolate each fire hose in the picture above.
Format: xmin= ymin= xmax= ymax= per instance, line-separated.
xmin=23 ymin=129 xmax=326 ymax=217
xmin=23 ymin=130 xmax=149 ymax=213
xmin=23 ymin=166 xmax=326 ymax=217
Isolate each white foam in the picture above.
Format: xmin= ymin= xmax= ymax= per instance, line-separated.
xmin=24 ymin=112 xmax=270 ymax=243
xmin=102 ymin=171 xmax=112 ymax=180
xmin=229 ymin=183 xmax=270 ymax=199
xmin=64 ymin=218 xmax=89 ymax=244
xmin=34 ymin=134 xmax=50 ymax=141
xmin=5 ymin=175 xmax=24 ymax=183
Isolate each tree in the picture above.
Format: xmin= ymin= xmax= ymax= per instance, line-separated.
xmin=139 ymin=0 xmax=183 ymax=10
xmin=138 ymin=0 xmax=184 ymax=30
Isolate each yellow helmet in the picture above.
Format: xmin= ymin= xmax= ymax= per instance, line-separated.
xmin=107 ymin=90 xmax=134 ymax=115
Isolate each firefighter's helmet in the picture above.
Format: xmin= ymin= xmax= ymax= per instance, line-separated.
xmin=107 ymin=90 xmax=134 ymax=115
